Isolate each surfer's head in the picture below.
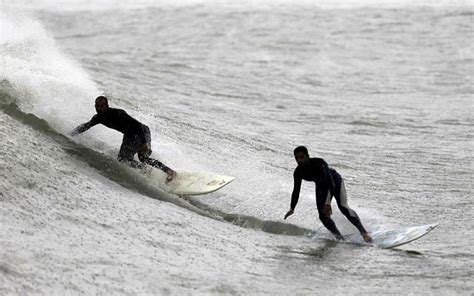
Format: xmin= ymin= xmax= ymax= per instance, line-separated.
xmin=294 ymin=146 xmax=310 ymax=166
xmin=95 ymin=96 xmax=109 ymax=114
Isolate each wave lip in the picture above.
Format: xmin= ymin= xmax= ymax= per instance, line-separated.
xmin=0 ymin=8 xmax=98 ymax=135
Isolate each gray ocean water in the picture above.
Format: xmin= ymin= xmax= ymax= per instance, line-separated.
xmin=1 ymin=1 xmax=473 ymax=295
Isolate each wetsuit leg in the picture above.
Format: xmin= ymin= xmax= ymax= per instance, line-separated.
xmin=117 ymin=134 xmax=146 ymax=169
xmin=139 ymin=126 xmax=173 ymax=173
xmin=316 ymin=187 xmax=343 ymax=239
xmin=333 ymin=178 xmax=368 ymax=235
xmin=118 ymin=134 xmax=141 ymax=162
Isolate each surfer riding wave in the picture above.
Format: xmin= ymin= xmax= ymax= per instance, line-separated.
xmin=71 ymin=96 xmax=176 ymax=182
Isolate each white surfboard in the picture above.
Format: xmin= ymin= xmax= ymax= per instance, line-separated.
xmin=144 ymin=168 xmax=235 ymax=196
xmin=343 ymin=224 xmax=438 ymax=249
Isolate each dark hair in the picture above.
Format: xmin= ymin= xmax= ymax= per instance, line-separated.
xmin=95 ymin=96 xmax=108 ymax=105
xmin=294 ymin=146 xmax=309 ymax=156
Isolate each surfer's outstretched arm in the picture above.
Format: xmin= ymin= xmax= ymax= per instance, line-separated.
xmin=71 ymin=116 xmax=99 ymax=136
xmin=284 ymin=174 xmax=302 ymax=219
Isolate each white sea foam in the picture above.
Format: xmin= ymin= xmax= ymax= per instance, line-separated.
xmin=0 ymin=9 xmax=98 ymax=132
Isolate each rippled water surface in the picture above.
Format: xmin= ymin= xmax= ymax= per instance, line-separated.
xmin=1 ymin=1 xmax=472 ymax=294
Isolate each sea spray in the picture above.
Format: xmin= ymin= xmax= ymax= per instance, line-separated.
xmin=0 ymin=8 xmax=98 ymax=134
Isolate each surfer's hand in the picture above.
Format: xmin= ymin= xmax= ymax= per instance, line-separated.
xmin=323 ymin=204 xmax=332 ymax=217
xmin=166 ymin=169 xmax=176 ymax=183
xmin=138 ymin=143 xmax=151 ymax=161
xmin=140 ymin=143 xmax=150 ymax=154
xmin=284 ymin=209 xmax=294 ymax=220
xmin=70 ymin=129 xmax=79 ymax=136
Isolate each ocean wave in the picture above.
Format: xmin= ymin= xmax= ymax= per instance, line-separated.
xmin=1 ymin=92 xmax=312 ymax=237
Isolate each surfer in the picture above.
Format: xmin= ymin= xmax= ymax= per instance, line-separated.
xmin=71 ymin=96 xmax=176 ymax=182
xmin=284 ymin=146 xmax=372 ymax=243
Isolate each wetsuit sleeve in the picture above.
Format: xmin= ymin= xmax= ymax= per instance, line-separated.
xmin=71 ymin=115 xmax=100 ymax=135
xmin=290 ymin=171 xmax=303 ymax=210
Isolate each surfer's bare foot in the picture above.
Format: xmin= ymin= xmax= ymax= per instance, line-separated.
xmin=362 ymin=233 xmax=373 ymax=243
xmin=166 ymin=170 xmax=177 ymax=183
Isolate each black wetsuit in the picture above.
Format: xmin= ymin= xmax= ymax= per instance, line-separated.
xmin=73 ymin=108 xmax=171 ymax=173
xmin=291 ymin=158 xmax=367 ymax=237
